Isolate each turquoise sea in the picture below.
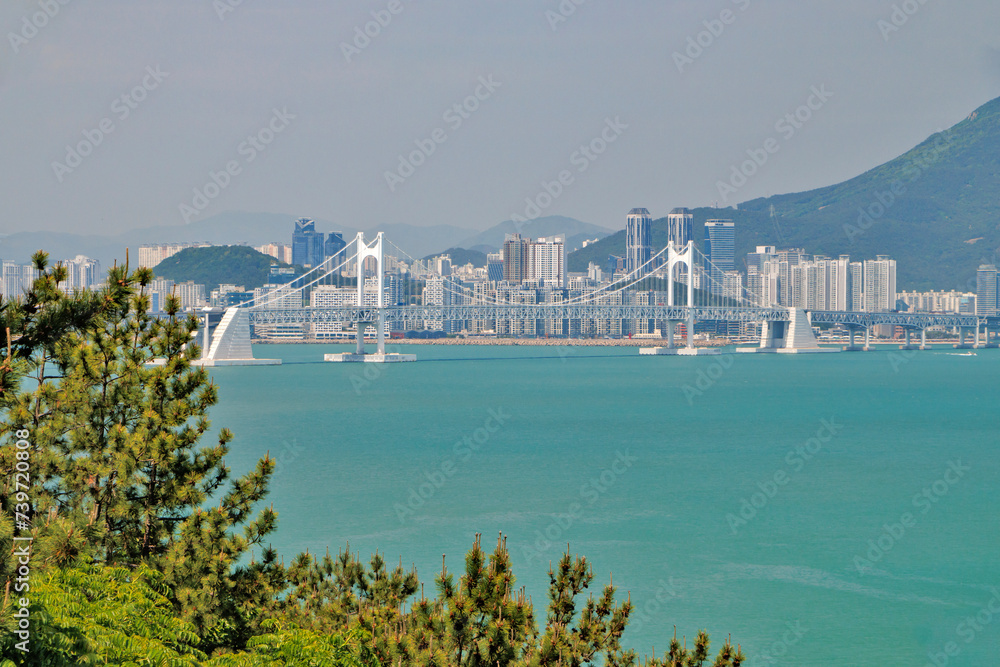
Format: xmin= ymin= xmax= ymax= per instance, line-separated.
xmin=208 ymin=344 xmax=1000 ymax=666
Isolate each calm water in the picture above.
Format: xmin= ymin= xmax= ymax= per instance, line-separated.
xmin=208 ymin=343 xmax=1000 ymax=666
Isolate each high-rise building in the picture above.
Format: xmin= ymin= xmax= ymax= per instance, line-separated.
xmin=486 ymin=253 xmax=504 ymax=282
xmin=325 ymin=232 xmax=347 ymax=260
xmin=291 ymin=218 xmax=325 ymax=267
xmin=528 ymin=235 xmax=565 ymax=287
xmin=849 ymin=262 xmax=864 ymax=312
xmin=256 ymin=243 xmax=293 ymax=264
xmin=704 ymin=220 xmax=735 ymax=292
xmin=1 ymin=261 xmax=39 ymax=300
xmin=863 ymin=256 xmax=897 ymax=312
xmin=976 ymin=264 xmax=998 ymax=317
xmin=138 ymin=243 xmax=213 ymax=268
xmin=625 ymin=208 xmax=652 ymax=275
xmin=704 ymin=220 xmax=735 ymax=271
xmin=667 ymin=208 xmax=693 ymax=248
xmin=502 ymin=234 xmax=529 ymax=283
xmin=899 ymin=290 xmax=977 ymax=314
xmin=56 ymin=255 xmax=102 ymax=293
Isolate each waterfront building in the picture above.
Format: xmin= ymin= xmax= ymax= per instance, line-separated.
xmin=625 ymin=208 xmax=652 ymax=276
xmin=58 ymin=255 xmax=102 ymax=293
xmin=849 ymin=262 xmax=864 ymax=312
xmin=502 ymin=234 xmax=529 ymax=283
xmin=898 ymin=290 xmax=977 ymax=314
xmin=174 ymin=281 xmax=208 ymax=309
xmin=1 ymin=261 xmax=39 ymax=300
xmin=528 ymin=235 xmax=566 ymax=287
xmin=324 ymin=232 xmax=347 ymax=260
xmin=291 ymin=218 xmax=325 ymax=267
xmin=976 ymin=264 xmax=998 ymax=317
xmin=863 ymin=256 xmax=897 ymax=312
xmin=486 ymin=253 xmax=504 ymax=282
xmin=667 ymin=208 xmax=693 ymax=248
xmin=704 ymin=220 xmax=735 ymax=293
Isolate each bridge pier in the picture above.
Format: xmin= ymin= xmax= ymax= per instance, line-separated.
xmin=192 ymin=307 xmax=281 ymax=367
xmin=954 ymin=326 xmax=977 ymax=350
xmin=899 ymin=328 xmax=921 ymax=351
xmin=325 ymin=234 xmax=415 ymax=363
xmin=737 ymin=308 xmax=837 ymax=354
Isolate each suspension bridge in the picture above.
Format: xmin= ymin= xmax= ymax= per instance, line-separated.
xmin=191 ymin=232 xmax=986 ymax=366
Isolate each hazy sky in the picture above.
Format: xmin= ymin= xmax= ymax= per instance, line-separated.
xmin=2 ymin=0 xmax=999 ymax=238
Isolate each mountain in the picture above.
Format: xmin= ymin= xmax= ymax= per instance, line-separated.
xmin=422 ymin=247 xmax=488 ymax=267
xmin=570 ymin=95 xmax=1000 ymax=290
xmin=456 ymin=216 xmax=614 ymax=253
xmin=0 ymin=212 xmax=473 ymax=268
xmin=376 ymin=223 xmax=478 ymax=260
xmin=153 ymin=245 xmax=292 ymax=292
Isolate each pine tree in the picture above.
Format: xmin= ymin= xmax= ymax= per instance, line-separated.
xmin=0 ymin=256 xmax=278 ymax=645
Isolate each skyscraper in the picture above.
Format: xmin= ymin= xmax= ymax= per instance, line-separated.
xmin=486 ymin=253 xmax=504 ymax=282
xmin=976 ymin=264 xmax=998 ymax=317
xmin=324 ymin=232 xmax=347 ymax=259
xmin=502 ymin=233 xmax=528 ymax=282
xmin=291 ymin=218 xmax=325 ymax=267
xmin=863 ymin=256 xmax=897 ymax=312
xmin=527 ymin=235 xmax=566 ymax=287
xmin=625 ymin=208 xmax=652 ymax=275
xmin=667 ymin=207 xmax=693 ymax=247
xmin=704 ymin=220 xmax=735 ymax=291
xmin=703 ymin=220 xmax=735 ymax=271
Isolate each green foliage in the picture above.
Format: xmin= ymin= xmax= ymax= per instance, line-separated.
xmin=0 ymin=256 xmax=278 ymax=644
xmin=0 ymin=565 xmax=205 ymax=666
xmin=0 ymin=255 xmax=748 ymax=666
xmin=153 ymin=245 xmax=295 ymax=292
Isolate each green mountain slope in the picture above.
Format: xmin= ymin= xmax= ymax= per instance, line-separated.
xmin=153 ymin=245 xmax=293 ymax=292
xmin=570 ymin=95 xmax=1000 ymax=290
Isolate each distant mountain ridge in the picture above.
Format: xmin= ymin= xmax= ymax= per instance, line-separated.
xmin=0 ymin=212 xmax=475 ymax=268
xmin=455 ymin=216 xmax=614 ymax=253
xmin=570 ymin=95 xmax=1000 ymax=290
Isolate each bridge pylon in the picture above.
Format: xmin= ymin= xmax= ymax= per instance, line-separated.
xmin=325 ymin=232 xmax=415 ymax=364
xmin=642 ymin=241 xmax=719 ymax=356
